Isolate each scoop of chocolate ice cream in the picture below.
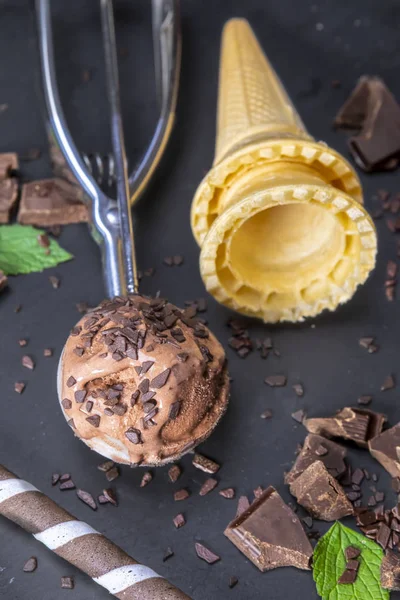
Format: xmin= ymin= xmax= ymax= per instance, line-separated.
xmin=58 ymin=295 xmax=229 ymax=466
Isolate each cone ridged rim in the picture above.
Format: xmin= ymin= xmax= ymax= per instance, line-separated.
xmin=199 ymin=183 xmax=377 ymax=323
xmin=191 ymin=139 xmax=363 ymax=247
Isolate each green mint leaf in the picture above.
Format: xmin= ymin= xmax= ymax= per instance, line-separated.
xmin=0 ymin=224 xmax=73 ymax=275
xmin=313 ymin=522 xmax=389 ymax=600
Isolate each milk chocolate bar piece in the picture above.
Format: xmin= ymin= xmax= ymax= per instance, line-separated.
xmin=284 ymin=433 xmax=347 ymax=485
xmin=224 ymin=486 xmax=313 ymax=572
xmin=18 ymin=178 xmax=88 ymax=226
xmin=304 ymin=407 xmax=386 ymax=448
xmin=0 ymin=153 xmax=19 ymax=223
xmin=369 ymin=423 xmax=400 ymax=478
xmin=289 ymin=461 xmax=353 ymax=521
xmin=381 ymin=550 xmax=400 ymax=590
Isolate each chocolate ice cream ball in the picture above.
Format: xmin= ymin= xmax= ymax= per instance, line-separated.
xmin=58 ymin=295 xmax=229 ymax=466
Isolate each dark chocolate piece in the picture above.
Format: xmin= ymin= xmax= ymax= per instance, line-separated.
xmin=76 ymin=489 xmax=97 ymax=510
xmin=97 ymin=460 xmax=114 ymax=472
xmin=140 ymin=472 xmax=153 ymax=488
xmin=0 ymin=178 xmax=18 ymax=224
xmin=60 ymin=576 xmax=74 ymax=589
xmin=381 ymin=550 xmax=400 ymax=590
xmin=174 ymin=489 xmax=190 ymax=501
xmin=22 ymin=355 xmax=35 ymax=370
xmin=192 ymin=453 xmax=220 ymax=474
xmin=14 ymin=382 xmax=25 ymax=394
xmin=105 ymin=466 xmax=119 ymax=482
xmin=199 ymin=478 xmax=218 ymax=496
xmin=285 ymin=434 xmax=347 ymax=485
xmin=219 ymin=488 xmax=235 ymax=499
xmin=236 ymin=496 xmax=250 ymax=517
xmin=18 ymin=178 xmax=88 ymax=226
xmin=225 ymin=486 xmax=313 ymax=571
xmin=173 ymin=513 xmax=186 ymax=529
xmin=369 ymin=423 xmax=400 ymax=478
xmin=304 ymin=407 xmax=386 ymax=448
xmin=265 ymin=375 xmax=287 ymax=387
xmin=338 ymin=567 xmax=358 ymax=584
xmin=168 ymin=465 xmax=181 ymax=483
xmin=289 ymin=461 xmax=353 ymax=521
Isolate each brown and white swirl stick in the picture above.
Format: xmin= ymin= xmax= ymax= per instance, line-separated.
xmin=0 ymin=464 xmax=190 ymax=599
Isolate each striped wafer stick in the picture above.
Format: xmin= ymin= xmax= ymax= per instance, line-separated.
xmin=0 ymin=465 xmax=191 ymax=599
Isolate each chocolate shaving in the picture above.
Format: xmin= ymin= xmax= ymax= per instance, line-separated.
xmin=76 ymin=489 xmax=97 ymax=510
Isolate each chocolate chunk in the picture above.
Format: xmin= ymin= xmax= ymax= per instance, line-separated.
xmin=74 ymin=389 xmax=87 ymax=403
xmin=141 ymin=361 xmax=154 ymax=374
xmin=168 ymin=465 xmax=181 ymax=483
xmin=14 ymin=382 xmax=25 ymax=394
xmin=76 ymin=489 xmax=97 ymax=510
xmin=60 ymin=576 xmax=74 ymax=589
xmin=22 ymin=355 xmax=35 ymax=370
xmin=173 ymin=513 xmax=186 ymax=528
xmin=86 ymin=414 xmax=100 ymax=428
xmin=338 ymin=568 xmax=358 ymax=584
xmin=195 ymin=542 xmax=220 ymax=565
xmin=265 ymin=374 xmax=287 ymax=387
xmin=59 ymin=473 xmax=71 ymax=483
xmin=289 ymin=461 xmax=353 ymax=521
xmin=150 ymin=368 xmax=171 ymax=389
xmin=59 ymin=480 xmax=75 ymax=491
xmin=293 ymin=383 xmax=304 ymax=397
xmin=18 ymin=178 xmax=88 ymax=226
xmin=345 ymin=546 xmax=361 ymax=560
xmin=141 ymin=392 xmax=156 ymax=404
xmin=105 ymin=467 xmax=119 ymax=482
xmin=369 ymin=423 xmax=400 ymax=478
xmin=66 ymin=375 xmax=76 ymax=388
xmin=130 ymin=390 xmax=140 ymax=406
xmin=51 ymin=473 xmax=60 ymax=486
xmin=376 ymin=522 xmax=391 ymax=550
xmin=97 ymin=460 xmax=114 ymax=473
xmin=43 ymin=348 xmax=53 ymax=357
xmin=381 ymin=550 xmax=400 ymax=590
xmin=236 ymin=496 xmax=250 ymax=517
xmin=140 ymin=472 xmax=153 ymax=488
xmin=138 ymin=379 xmax=150 ymax=394
xmin=285 ymin=434 xmax=347 ymax=485
xmin=381 ymin=374 xmax=395 ymax=391
xmin=61 ymin=398 xmax=72 ymax=410
xmin=220 ymin=488 xmax=235 ymax=499
xmin=225 ymin=486 xmax=313 ymax=571
xmin=174 ymin=489 xmax=190 ymax=501
xmin=304 ymin=407 xmax=386 ymax=448
xmin=199 ymin=478 xmax=218 ymax=496
xmin=103 ymin=488 xmax=118 ymax=506
xmin=165 ymin=400 xmax=180 ymax=422
xmin=346 ymin=559 xmax=360 ymax=572
xmin=192 ymin=453 xmax=220 ymax=474
xmin=23 ymin=556 xmax=38 ymax=572
xmin=125 ymin=428 xmax=142 ymax=444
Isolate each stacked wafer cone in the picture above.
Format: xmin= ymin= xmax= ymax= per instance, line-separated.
xmin=191 ymin=19 xmax=377 ymax=323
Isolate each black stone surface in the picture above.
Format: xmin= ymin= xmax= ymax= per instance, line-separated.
xmin=0 ymin=1 xmax=400 ymax=599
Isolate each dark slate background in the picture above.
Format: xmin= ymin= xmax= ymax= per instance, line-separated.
xmin=0 ymin=1 xmax=400 ymax=598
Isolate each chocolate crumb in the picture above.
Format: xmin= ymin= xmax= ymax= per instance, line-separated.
xmin=60 ymin=576 xmax=74 ymax=589
xmin=173 ymin=513 xmax=186 ymax=529
xmin=236 ymin=496 xmax=250 ymax=517
xmin=98 ymin=460 xmax=114 ymax=473
xmin=174 ymin=489 xmax=190 ymax=501
xmin=22 ymin=355 xmax=35 ymax=370
xmin=163 ymin=548 xmax=174 ymax=562
xmin=51 ymin=473 xmax=60 ymax=486
xmin=260 ymin=409 xmax=273 ymax=419
xmin=291 ymin=409 xmax=306 ymax=423
xmin=23 ymin=557 xmax=37 ymax=573
xmin=293 ymin=383 xmax=304 ymax=397
xmin=49 ymin=275 xmax=60 ymax=289
xmin=168 ymin=465 xmax=181 ymax=483
xmin=140 ymin=472 xmax=153 ymax=488
xmin=59 ymin=480 xmax=75 ymax=491
xmin=43 ymin=348 xmax=53 ymax=357
xmin=219 ymin=488 xmax=235 ymax=499
xmin=14 ymin=382 xmax=25 ymax=394
xmin=105 ymin=467 xmax=119 ymax=482
xmin=18 ymin=339 xmax=28 ymax=347
xmin=358 ymin=395 xmax=372 ymax=405
xmin=125 ymin=428 xmax=142 ymax=445
xmin=228 ymin=576 xmax=238 ymax=589
xmin=381 ymin=374 xmax=395 ymax=391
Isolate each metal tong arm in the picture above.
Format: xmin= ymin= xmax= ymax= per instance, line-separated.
xmin=128 ymin=0 xmax=181 ymax=204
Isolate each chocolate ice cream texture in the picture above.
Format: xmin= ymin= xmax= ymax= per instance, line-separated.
xmin=58 ymin=295 xmax=229 ymax=466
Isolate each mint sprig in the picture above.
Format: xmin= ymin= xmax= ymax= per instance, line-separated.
xmin=313 ymin=522 xmax=389 ymax=600
xmin=0 ymin=224 xmax=72 ymax=275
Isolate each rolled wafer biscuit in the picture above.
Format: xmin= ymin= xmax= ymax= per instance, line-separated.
xmin=0 ymin=465 xmax=190 ymax=599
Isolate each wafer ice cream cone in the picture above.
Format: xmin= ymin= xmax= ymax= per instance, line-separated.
xmin=191 ymin=19 xmax=377 ymax=323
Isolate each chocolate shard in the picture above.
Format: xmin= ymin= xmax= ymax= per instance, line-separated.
xmin=224 ymin=486 xmax=313 ymax=572
xmin=289 ymin=461 xmax=353 ymax=521
xmin=369 ymin=423 xmax=400 ymax=478
xmin=23 ymin=556 xmax=38 ymax=572
xmin=338 ymin=567 xmax=358 ymax=585
xmin=192 ymin=453 xmax=220 ymax=474
xmin=18 ymin=178 xmax=88 ymax=226
xmin=381 ymin=549 xmax=400 ymax=590
xmin=76 ymin=489 xmax=97 ymax=511
xmin=304 ymin=407 xmax=386 ymax=448
xmin=168 ymin=464 xmax=181 ymax=483
xmin=195 ymin=542 xmax=220 ymax=565
xmin=284 ymin=434 xmax=347 ymax=485
xmin=199 ymin=477 xmax=218 ymax=496
xmin=334 ymin=76 xmax=371 ymax=129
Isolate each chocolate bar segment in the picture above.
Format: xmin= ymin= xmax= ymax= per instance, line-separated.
xmin=381 ymin=550 xmax=400 ymax=590
xmin=369 ymin=423 xmax=400 ymax=478
xmin=18 ymin=178 xmax=88 ymax=226
xmin=304 ymin=407 xmax=386 ymax=448
xmin=284 ymin=433 xmax=347 ymax=485
xmin=224 ymin=486 xmax=313 ymax=571
xmin=289 ymin=461 xmax=353 ymax=521
xmin=0 ymin=153 xmax=19 ymax=223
